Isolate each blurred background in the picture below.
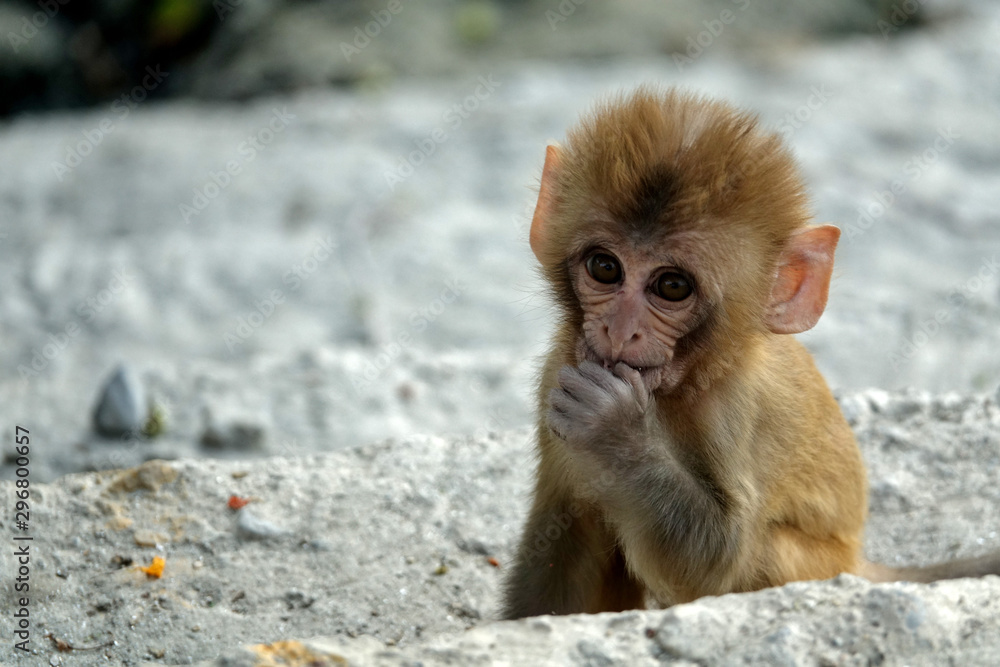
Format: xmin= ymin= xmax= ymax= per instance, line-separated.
xmin=1 ymin=0 xmax=998 ymax=481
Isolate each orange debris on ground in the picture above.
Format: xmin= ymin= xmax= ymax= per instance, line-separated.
xmin=139 ymin=556 xmax=165 ymax=578
xmin=228 ymin=495 xmax=251 ymax=510
xmin=251 ymin=639 xmax=347 ymax=666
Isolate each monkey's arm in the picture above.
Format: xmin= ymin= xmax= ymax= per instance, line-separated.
xmin=549 ymin=361 xmax=758 ymax=600
xmin=499 ymin=467 xmax=645 ymax=619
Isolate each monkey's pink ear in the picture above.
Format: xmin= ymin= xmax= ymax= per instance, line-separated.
xmin=529 ymin=145 xmax=562 ymax=265
xmin=765 ymin=225 xmax=840 ymax=334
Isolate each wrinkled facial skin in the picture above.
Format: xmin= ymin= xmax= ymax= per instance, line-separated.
xmin=569 ymin=233 xmax=712 ymax=394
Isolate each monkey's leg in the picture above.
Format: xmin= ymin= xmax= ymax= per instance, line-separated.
xmin=767 ymin=524 xmax=862 ymax=585
xmin=501 ymin=489 xmax=645 ymax=619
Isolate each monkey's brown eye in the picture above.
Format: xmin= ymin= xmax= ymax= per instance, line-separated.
xmin=655 ymin=272 xmax=693 ymax=301
xmin=586 ymin=253 xmax=622 ymax=284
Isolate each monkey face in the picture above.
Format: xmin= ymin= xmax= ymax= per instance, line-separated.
xmin=570 ymin=231 xmax=712 ymax=394
xmin=529 ymin=90 xmax=831 ymax=398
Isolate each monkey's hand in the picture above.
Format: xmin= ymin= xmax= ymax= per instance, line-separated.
xmin=548 ymin=361 xmax=653 ymax=460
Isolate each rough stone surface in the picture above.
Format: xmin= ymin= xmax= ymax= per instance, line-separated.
xmin=194 ymin=576 xmax=1000 ymax=667
xmin=2 ymin=390 xmax=999 ymax=665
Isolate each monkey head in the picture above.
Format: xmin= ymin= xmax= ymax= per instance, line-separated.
xmin=529 ymin=88 xmax=840 ymax=395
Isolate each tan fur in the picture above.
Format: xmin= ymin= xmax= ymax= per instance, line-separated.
xmin=500 ymin=87 xmax=1000 ymax=620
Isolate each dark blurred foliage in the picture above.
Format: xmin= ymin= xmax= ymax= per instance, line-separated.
xmin=0 ymin=0 xmax=928 ymax=119
xmin=0 ymin=0 xmax=218 ymax=115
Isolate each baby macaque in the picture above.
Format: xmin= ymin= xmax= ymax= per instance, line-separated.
xmin=502 ymin=88 xmax=1000 ymax=618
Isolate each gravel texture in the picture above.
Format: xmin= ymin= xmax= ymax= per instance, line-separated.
xmin=2 ymin=390 xmax=1000 ymax=665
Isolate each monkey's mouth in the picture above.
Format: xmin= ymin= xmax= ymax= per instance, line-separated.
xmin=575 ymin=339 xmax=665 ymax=390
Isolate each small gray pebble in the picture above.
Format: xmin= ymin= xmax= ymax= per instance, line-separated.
xmin=458 ymin=537 xmax=491 ymax=556
xmin=93 ymin=365 xmax=148 ymax=437
xmin=216 ymin=651 xmax=257 ymax=667
xmin=306 ymin=539 xmax=333 ymax=551
xmin=201 ymin=421 xmax=265 ymax=451
xmin=237 ymin=509 xmax=286 ymax=540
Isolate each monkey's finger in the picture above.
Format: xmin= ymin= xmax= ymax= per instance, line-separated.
xmin=575 ymin=360 xmax=615 ymax=382
xmin=546 ymin=402 xmax=577 ymax=442
xmin=574 ymin=361 xmax=631 ymax=396
xmin=612 ymin=362 xmax=643 ymax=388
xmin=548 ymin=387 xmax=581 ymax=417
xmin=612 ymin=363 xmax=651 ymax=407
xmin=557 ymin=365 xmax=615 ymax=406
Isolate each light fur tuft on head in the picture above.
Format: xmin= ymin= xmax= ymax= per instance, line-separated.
xmin=548 ymin=86 xmax=810 ymax=256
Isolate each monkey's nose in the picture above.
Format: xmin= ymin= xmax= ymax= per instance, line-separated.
xmin=606 ymin=324 xmax=642 ymax=359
